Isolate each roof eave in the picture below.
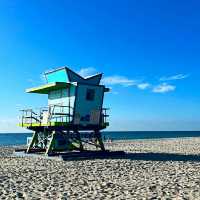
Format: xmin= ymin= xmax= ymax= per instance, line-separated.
xmin=26 ymin=82 xmax=71 ymax=94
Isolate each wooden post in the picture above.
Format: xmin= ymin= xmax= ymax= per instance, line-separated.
xmin=68 ymin=86 xmax=71 ymax=123
xmin=26 ymin=131 xmax=38 ymax=153
xmin=22 ymin=110 xmax=24 ymax=127
xmin=76 ymin=130 xmax=83 ymax=151
xmin=94 ymin=130 xmax=105 ymax=151
xmin=46 ymin=131 xmax=56 ymax=155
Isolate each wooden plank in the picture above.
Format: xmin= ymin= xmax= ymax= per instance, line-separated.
xmin=26 ymin=132 xmax=38 ymax=153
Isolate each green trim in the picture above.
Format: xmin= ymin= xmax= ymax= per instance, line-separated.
xmin=18 ymin=122 xmax=109 ymax=128
xmin=26 ymin=82 xmax=70 ymax=94
xmin=18 ymin=122 xmax=70 ymax=127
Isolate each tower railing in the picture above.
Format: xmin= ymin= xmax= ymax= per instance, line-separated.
xmin=20 ymin=106 xmax=109 ymax=127
xmin=48 ymin=104 xmax=74 ymax=123
xmin=101 ymin=108 xmax=109 ymax=125
xmin=20 ymin=105 xmax=74 ymax=126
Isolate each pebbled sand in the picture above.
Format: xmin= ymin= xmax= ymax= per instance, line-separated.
xmin=1 ymin=137 xmax=200 ymax=199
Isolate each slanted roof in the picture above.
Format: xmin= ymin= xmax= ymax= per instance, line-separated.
xmin=44 ymin=66 xmax=103 ymax=85
xmin=26 ymin=82 xmax=70 ymax=94
xmin=84 ymin=73 xmax=103 ymax=85
xmin=45 ymin=67 xmax=69 ymax=83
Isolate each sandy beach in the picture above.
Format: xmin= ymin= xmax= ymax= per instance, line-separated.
xmin=1 ymin=137 xmax=200 ymax=199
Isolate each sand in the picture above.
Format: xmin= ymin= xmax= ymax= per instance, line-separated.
xmin=1 ymin=137 xmax=200 ymax=199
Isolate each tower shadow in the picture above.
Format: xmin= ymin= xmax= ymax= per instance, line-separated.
xmin=125 ymin=152 xmax=200 ymax=162
xmin=61 ymin=152 xmax=200 ymax=162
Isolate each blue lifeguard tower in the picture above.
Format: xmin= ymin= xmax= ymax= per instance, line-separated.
xmin=19 ymin=67 xmax=109 ymax=155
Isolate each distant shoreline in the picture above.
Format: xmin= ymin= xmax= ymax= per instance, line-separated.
xmin=0 ymin=131 xmax=200 ymax=147
xmin=1 ymin=130 xmax=200 ymax=134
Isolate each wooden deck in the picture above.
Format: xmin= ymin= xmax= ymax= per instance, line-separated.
xmin=18 ymin=122 xmax=109 ymax=131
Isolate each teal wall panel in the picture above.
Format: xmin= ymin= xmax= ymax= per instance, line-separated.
xmin=48 ymin=85 xmax=76 ymax=122
xmin=74 ymin=84 xmax=104 ymax=125
xmin=46 ymin=69 xmax=68 ymax=83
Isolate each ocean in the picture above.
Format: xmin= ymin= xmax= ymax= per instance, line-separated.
xmin=0 ymin=131 xmax=200 ymax=146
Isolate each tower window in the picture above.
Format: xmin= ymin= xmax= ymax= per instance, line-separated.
xmin=86 ymin=89 xmax=95 ymax=101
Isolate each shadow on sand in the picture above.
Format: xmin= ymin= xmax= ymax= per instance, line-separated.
xmin=124 ymin=152 xmax=200 ymax=162
xmin=62 ymin=152 xmax=200 ymax=162
xmin=15 ymin=149 xmax=200 ymax=162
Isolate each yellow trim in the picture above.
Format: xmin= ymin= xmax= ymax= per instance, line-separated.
xmin=18 ymin=122 xmax=109 ymax=128
xmin=18 ymin=122 xmax=70 ymax=127
xmin=26 ymin=82 xmax=70 ymax=94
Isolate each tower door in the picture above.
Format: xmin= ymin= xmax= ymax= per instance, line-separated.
xmin=73 ymin=84 xmax=104 ymax=126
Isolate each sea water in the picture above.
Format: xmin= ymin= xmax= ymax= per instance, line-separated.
xmin=0 ymin=131 xmax=200 ymax=146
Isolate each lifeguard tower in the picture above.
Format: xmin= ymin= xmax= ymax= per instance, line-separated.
xmin=19 ymin=67 xmax=109 ymax=155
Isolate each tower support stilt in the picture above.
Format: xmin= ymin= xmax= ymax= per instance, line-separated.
xmin=46 ymin=131 xmax=56 ymax=155
xmin=27 ymin=131 xmax=38 ymax=153
xmin=75 ymin=130 xmax=84 ymax=151
xmin=25 ymin=129 xmax=106 ymax=155
xmin=94 ymin=130 xmax=105 ymax=151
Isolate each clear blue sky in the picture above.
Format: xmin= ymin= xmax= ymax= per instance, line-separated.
xmin=0 ymin=0 xmax=200 ymax=132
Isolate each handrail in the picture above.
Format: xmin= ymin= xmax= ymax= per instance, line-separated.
xmin=101 ymin=108 xmax=109 ymax=124
xmin=20 ymin=105 xmax=74 ymax=125
xmin=20 ymin=105 xmax=109 ymax=126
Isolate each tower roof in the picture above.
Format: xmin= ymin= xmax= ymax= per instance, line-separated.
xmin=26 ymin=82 xmax=71 ymax=94
xmin=45 ymin=66 xmax=103 ymax=85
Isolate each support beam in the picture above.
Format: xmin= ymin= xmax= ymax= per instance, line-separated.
xmin=25 ymin=129 xmax=106 ymax=155
xmin=26 ymin=131 xmax=38 ymax=153
xmin=94 ymin=130 xmax=105 ymax=151
xmin=46 ymin=131 xmax=56 ymax=155
xmin=76 ymin=131 xmax=84 ymax=151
